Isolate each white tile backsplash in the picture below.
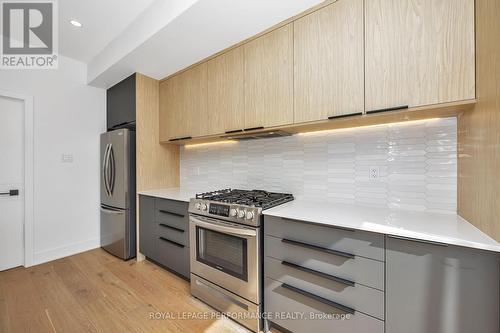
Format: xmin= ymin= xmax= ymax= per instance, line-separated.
xmin=180 ymin=117 xmax=457 ymax=213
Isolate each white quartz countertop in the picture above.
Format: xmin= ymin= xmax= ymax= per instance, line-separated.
xmin=264 ymin=200 xmax=500 ymax=253
xmin=137 ymin=188 xmax=500 ymax=253
xmin=138 ymin=187 xmax=195 ymax=202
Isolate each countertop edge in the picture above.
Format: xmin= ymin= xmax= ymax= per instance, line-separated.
xmin=263 ymin=211 xmax=500 ymax=253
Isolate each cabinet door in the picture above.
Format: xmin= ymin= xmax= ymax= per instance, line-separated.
xmin=244 ymin=24 xmax=293 ymax=129
xmin=106 ymin=73 xmax=136 ymax=130
xmin=365 ymin=0 xmax=475 ymax=111
xmin=159 ymin=63 xmax=208 ymax=141
xmin=294 ymin=0 xmax=364 ymax=123
xmin=138 ymin=195 xmax=155 ymax=258
xmin=207 ymin=47 xmax=245 ymax=134
xmin=386 ymin=236 xmax=500 ymax=333
xmin=159 ymin=75 xmax=181 ymax=141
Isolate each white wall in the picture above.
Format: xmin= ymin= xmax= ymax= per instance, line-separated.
xmin=181 ymin=118 xmax=457 ymax=214
xmin=0 ymin=55 xmax=106 ymax=265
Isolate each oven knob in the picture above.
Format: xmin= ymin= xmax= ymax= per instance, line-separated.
xmin=201 ymin=203 xmax=208 ymax=211
xmin=195 ymin=202 xmax=201 ymax=210
xmin=229 ymin=208 xmax=237 ymax=217
xmin=245 ymin=211 xmax=254 ymax=220
xmin=237 ymin=210 xmax=246 ymax=218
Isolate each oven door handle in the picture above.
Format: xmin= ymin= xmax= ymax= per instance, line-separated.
xmin=190 ymin=216 xmax=257 ymax=237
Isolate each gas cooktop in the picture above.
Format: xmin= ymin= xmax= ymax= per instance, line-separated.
xmin=195 ymin=189 xmax=294 ymax=210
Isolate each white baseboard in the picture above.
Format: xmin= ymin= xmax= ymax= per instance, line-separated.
xmin=31 ymin=238 xmax=100 ymax=266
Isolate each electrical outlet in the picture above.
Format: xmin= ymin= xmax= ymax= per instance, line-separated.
xmin=369 ymin=166 xmax=380 ymax=181
xmin=61 ymin=153 xmax=73 ymax=163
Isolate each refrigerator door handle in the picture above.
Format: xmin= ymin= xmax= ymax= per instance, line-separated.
xmin=109 ymin=144 xmax=116 ymax=195
xmin=102 ymin=143 xmax=111 ymax=196
xmin=100 ymin=206 xmax=125 ymax=215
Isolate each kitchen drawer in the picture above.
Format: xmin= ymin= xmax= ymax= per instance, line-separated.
xmin=155 ymin=199 xmax=188 ymax=231
xmin=265 ymin=235 xmax=384 ymax=290
xmin=156 ymin=221 xmax=189 ymax=247
xmin=265 ymin=257 xmax=384 ymax=320
xmin=155 ymin=235 xmax=190 ymax=278
xmin=265 ymin=277 xmax=384 ymax=333
xmin=265 ymin=216 xmax=384 ymax=261
xmin=155 ymin=198 xmax=189 ymax=217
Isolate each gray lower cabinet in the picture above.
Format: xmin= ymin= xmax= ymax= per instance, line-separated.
xmin=265 ymin=278 xmax=384 ymax=333
xmin=139 ymin=195 xmax=156 ymax=258
xmin=139 ymin=195 xmax=190 ymax=279
xmin=264 ymin=216 xmax=500 ymax=333
xmin=386 ymin=236 xmax=500 ymax=333
xmin=264 ymin=216 xmax=385 ymax=333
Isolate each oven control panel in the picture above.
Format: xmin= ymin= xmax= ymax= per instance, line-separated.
xmin=209 ymin=203 xmax=230 ymax=217
xmin=188 ymin=199 xmax=261 ymax=226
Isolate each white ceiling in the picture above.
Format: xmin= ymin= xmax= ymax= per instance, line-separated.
xmin=59 ymin=0 xmax=156 ymax=62
xmin=58 ymin=0 xmax=325 ymax=88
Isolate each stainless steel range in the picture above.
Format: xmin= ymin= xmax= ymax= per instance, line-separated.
xmin=188 ymin=189 xmax=294 ymax=332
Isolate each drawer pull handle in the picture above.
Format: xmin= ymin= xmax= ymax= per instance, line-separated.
xmin=328 ymin=112 xmax=363 ymax=120
xmin=225 ymin=129 xmax=244 ymax=134
xmin=244 ymin=126 xmax=264 ymax=132
xmin=159 ymin=237 xmax=185 ymax=248
xmin=158 ymin=209 xmax=185 ymax=218
xmin=281 ymin=261 xmax=355 ymax=287
xmin=281 ymin=283 xmax=355 ymax=315
xmin=366 ymin=105 xmax=409 ymax=115
xmin=169 ymin=136 xmax=192 ymax=142
xmin=387 ymin=235 xmax=448 ymax=247
xmin=159 ymin=223 xmax=185 ymax=233
xmin=281 ymin=238 xmax=355 ymax=259
xmin=283 ymin=218 xmax=355 ymax=232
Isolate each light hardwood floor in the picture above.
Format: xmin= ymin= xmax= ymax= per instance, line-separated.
xmin=0 ymin=249 xmax=270 ymax=333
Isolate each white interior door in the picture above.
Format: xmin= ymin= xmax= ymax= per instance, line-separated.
xmin=0 ymin=95 xmax=25 ymax=271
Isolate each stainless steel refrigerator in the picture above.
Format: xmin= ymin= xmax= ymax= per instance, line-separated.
xmin=100 ymin=128 xmax=136 ymax=260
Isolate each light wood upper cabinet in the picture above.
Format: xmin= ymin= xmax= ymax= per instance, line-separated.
xmin=244 ymin=24 xmax=293 ymax=129
xmin=294 ymin=0 xmax=364 ymax=123
xmin=207 ymin=47 xmax=245 ymax=134
xmin=159 ymin=63 xmax=208 ymax=141
xmin=365 ymin=0 xmax=475 ymax=112
xmin=159 ymin=75 xmax=181 ymax=141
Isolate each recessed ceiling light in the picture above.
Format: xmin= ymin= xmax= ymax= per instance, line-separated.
xmin=69 ymin=19 xmax=82 ymax=27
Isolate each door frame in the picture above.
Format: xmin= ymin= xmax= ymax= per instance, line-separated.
xmin=0 ymin=90 xmax=34 ymax=267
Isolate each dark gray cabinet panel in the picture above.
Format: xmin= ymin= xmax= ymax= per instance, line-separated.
xmin=265 ymin=277 xmax=384 ymax=333
xmin=139 ymin=195 xmax=155 ymax=258
xmin=265 ymin=235 xmax=384 ymax=290
xmin=265 ymin=256 xmax=384 ymax=320
xmin=265 ymin=215 xmax=385 ymax=261
xmin=107 ymin=73 xmax=136 ymax=130
xmin=386 ymin=236 xmax=500 ymax=333
xmin=264 ymin=216 xmax=385 ymax=332
xmin=138 ymin=195 xmax=190 ymax=279
xmin=156 ymin=236 xmax=190 ymax=278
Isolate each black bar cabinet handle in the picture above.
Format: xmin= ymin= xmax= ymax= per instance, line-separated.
xmin=225 ymin=129 xmax=244 ymax=134
xmin=281 ymin=238 xmax=355 ymax=259
xmin=158 ymin=237 xmax=185 ymax=248
xmin=158 ymin=209 xmax=185 ymax=218
xmin=387 ymin=235 xmax=448 ymax=247
xmin=281 ymin=261 xmax=355 ymax=287
xmin=366 ymin=105 xmax=409 ymax=114
xmin=0 ymin=189 xmax=19 ymax=196
xmin=281 ymin=283 xmax=355 ymax=315
xmin=243 ymin=126 xmax=264 ymax=131
xmin=284 ymin=218 xmax=355 ymax=232
xmin=328 ymin=112 xmax=363 ymax=120
xmin=159 ymin=223 xmax=185 ymax=233
xmin=169 ymin=136 xmax=192 ymax=142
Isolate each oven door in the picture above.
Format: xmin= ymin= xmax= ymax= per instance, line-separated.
xmin=189 ymin=214 xmax=260 ymax=304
